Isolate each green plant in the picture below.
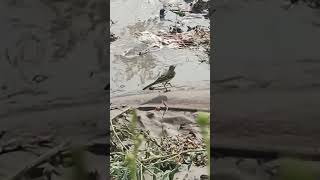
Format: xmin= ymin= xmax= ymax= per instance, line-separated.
xmin=196 ymin=112 xmax=210 ymax=178
xmin=126 ymin=109 xmax=144 ymax=180
xmin=110 ymin=108 xmax=208 ymax=180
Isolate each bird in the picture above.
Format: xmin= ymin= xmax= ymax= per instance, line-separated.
xmin=143 ymin=65 xmax=176 ymax=91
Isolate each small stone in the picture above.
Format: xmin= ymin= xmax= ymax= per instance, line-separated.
xmin=155 ymin=106 xmax=161 ymax=111
xmin=169 ymin=26 xmax=183 ymax=33
xmin=32 ymin=74 xmax=48 ymax=83
xmin=200 ymin=174 xmax=209 ymax=180
xmin=160 ymin=9 xmax=165 ymax=20
xmin=146 ymin=112 xmax=154 ymax=118
xmin=110 ymin=33 xmax=119 ymax=42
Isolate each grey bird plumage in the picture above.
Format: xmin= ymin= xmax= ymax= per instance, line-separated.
xmin=143 ymin=65 xmax=176 ymax=90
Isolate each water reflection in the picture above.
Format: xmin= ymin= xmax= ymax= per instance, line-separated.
xmin=110 ymin=0 xmax=210 ymax=96
xmin=111 ymin=53 xmax=157 ymax=92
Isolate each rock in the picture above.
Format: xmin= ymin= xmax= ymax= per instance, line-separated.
xmin=110 ymin=33 xmax=119 ymax=42
xmin=169 ymin=26 xmax=183 ymax=33
xmin=191 ymin=0 xmax=209 ymax=13
xmin=146 ymin=112 xmax=154 ymax=118
xmin=200 ymin=174 xmax=209 ymax=179
xmin=160 ymin=9 xmax=166 ymax=20
xmin=32 ymin=74 xmax=48 ymax=83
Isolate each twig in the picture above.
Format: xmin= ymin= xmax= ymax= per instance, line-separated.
xmin=111 ymin=107 xmax=131 ymax=120
xmin=111 ymin=152 xmax=126 ymax=156
xmin=110 ymin=115 xmax=128 ymax=151
xmin=6 ymin=140 xmax=70 ymax=180
xmin=142 ymin=148 xmax=206 ymax=163
xmin=110 ymin=111 xmax=158 ymax=177
xmin=138 ymin=105 xmax=209 ymax=112
xmin=137 ymin=160 xmax=157 ymax=177
xmin=161 ymin=100 xmax=168 ymax=118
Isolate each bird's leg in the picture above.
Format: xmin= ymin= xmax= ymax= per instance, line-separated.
xmin=164 ymin=86 xmax=169 ymax=92
xmin=161 ymin=83 xmax=166 ymax=87
xmin=163 ymin=82 xmax=172 ymax=92
xmin=163 ymin=82 xmax=168 ymax=90
xmin=168 ymin=82 xmax=173 ymax=87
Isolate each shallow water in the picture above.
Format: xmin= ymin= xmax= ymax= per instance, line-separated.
xmin=110 ymin=0 xmax=210 ymax=97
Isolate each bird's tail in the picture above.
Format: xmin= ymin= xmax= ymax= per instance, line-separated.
xmin=143 ymin=82 xmax=156 ymax=90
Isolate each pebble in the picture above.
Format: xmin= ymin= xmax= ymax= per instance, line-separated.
xmin=146 ymin=112 xmax=154 ymax=118
xmin=200 ymin=174 xmax=209 ymax=180
xmin=32 ymin=74 xmax=48 ymax=83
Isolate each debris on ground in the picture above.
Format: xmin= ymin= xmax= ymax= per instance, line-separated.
xmin=1 ymin=135 xmax=107 ymax=180
xmin=135 ymin=31 xmax=163 ymax=48
xmin=125 ymin=0 xmax=210 ymax=59
xmin=134 ymin=25 xmax=209 ymax=51
xmin=110 ymin=108 xmax=208 ymax=179
xmin=160 ymin=8 xmax=166 ymax=20
xmin=120 ymin=45 xmax=151 ymax=59
xmin=163 ymin=0 xmax=211 ymax=19
xmin=191 ymin=0 xmax=210 ymax=14
xmin=110 ymin=33 xmax=119 ymax=42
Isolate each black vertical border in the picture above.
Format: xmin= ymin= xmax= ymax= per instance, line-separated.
xmin=106 ymin=0 xmax=111 ymax=178
xmin=209 ymin=0 xmax=215 ymax=177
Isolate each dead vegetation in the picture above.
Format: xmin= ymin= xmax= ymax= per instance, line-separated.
xmin=0 ymin=133 xmax=106 ymax=180
xmin=110 ymin=108 xmax=209 ymax=180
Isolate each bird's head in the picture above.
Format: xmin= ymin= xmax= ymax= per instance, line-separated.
xmin=169 ymin=65 xmax=176 ymax=71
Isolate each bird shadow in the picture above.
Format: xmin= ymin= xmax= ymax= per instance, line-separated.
xmin=148 ymin=86 xmax=172 ymax=92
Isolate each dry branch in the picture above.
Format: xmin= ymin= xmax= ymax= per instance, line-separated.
xmin=6 ymin=140 xmax=70 ymax=180
xmin=138 ymin=105 xmax=209 ymax=112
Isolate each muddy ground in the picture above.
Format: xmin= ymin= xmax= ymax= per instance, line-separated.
xmin=0 ymin=0 xmax=211 ymax=179
xmin=110 ymin=0 xmax=210 ymax=97
xmin=110 ymin=0 xmax=211 ymax=179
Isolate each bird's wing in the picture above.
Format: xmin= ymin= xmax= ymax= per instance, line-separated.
xmin=154 ymin=67 xmax=168 ymax=79
xmin=154 ymin=72 xmax=169 ymax=83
